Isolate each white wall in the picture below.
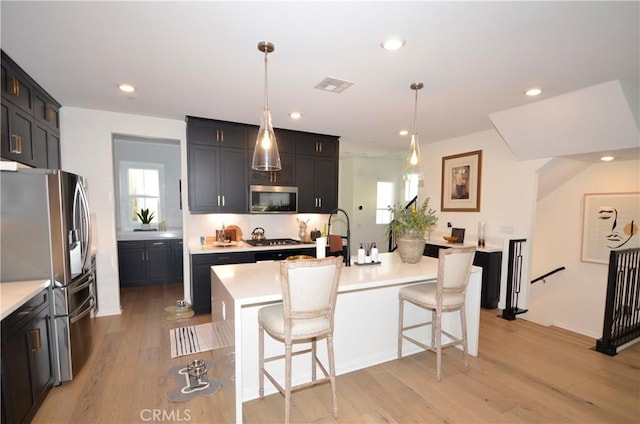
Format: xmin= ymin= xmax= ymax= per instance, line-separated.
xmin=339 ymin=155 xmax=404 ymax=255
xmin=60 ymin=107 xmax=187 ymax=317
xmin=419 ymin=129 xmax=548 ymax=309
xmin=528 ymin=158 xmax=640 ymax=338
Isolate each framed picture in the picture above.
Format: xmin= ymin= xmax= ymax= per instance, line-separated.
xmin=581 ymin=192 xmax=640 ymax=264
xmin=441 ymin=150 xmax=482 ymax=212
xmin=451 ymin=228 xmax=465 ymax=244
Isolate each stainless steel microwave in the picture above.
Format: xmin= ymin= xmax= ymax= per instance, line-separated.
xmin=250 ymin=185 xmax=298 ymax=214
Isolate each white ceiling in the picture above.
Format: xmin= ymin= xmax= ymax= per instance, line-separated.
xmin=1 ymin=1 xmax=638 ymax=159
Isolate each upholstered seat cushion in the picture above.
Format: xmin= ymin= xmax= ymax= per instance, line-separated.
xmin=259 ymin=304 xmax=331 ymax=339
xmin=400 ymin=282 xmax=466 ymax=308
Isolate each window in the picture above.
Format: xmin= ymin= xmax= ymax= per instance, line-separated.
xmin=404 ymin=175 xmax=419 ymax=202
xmin=376 ymin=181 xmax=394 ymax=224
xmin=119 ymin=162 xmax=165 ymax=230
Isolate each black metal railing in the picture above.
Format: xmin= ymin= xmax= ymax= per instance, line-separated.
xmin=388 ymin=195 xmax=418 ymax=252
xmin=595 ymin=248 xmax=640 ymax=356
xmin=501 ymin=238 xmax=528 ymax=321
xmin=531 ymin=266 xmax=566 ymax=284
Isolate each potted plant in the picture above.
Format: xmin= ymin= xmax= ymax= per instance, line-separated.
xmin=136 ymin=208 xmax=155 ymax=230
xmin=387 ymin=197 xmax=437 ymax=263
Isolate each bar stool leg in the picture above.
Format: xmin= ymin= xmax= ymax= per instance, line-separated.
xmin=398 ymin=297 xmax=404 ymax=358
xmin=259 ymin=324 xmax=264 ymax=399
xmin=327 ymin=334 xmax=338 ymax=418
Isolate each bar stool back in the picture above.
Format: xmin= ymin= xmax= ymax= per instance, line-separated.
xmin=398 ymin=246 xmax=476 ymax=380
xmin=258 ymin=256 xmax=343 ymax=423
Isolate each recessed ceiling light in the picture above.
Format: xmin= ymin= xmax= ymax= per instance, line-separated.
xmin=118 ymin=83 xmax=136 ymax=93
xmin=381 ymin=38 xmax=406 ymax=51
xmin=525 ymin=87 xmax=543 ymax=96
xmin=289 ymin=112 xmax=302 ymax=120
xmin=600 ymin=155 xmax=615 ymax=162
xmin=399 ymin=130 xmax=409 ymax=136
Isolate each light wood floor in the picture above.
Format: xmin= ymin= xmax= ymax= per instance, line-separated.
xmin=34 ymin=283 xmax=639 ymax=423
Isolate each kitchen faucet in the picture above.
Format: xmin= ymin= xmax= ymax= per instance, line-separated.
xmin=327 ymin=208 xmax=351 ymax=267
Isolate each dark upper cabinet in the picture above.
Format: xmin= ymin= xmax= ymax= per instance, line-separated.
xmin=187 ymin=117 xmax=249 ymax=213
xmin=296 ymin=155 xmax=339 ymax=213
xmin=1 ymin=50 xmax=61 ymax=169
xmin=295 ymin=132 xmax=339 ymax=157
xmin=186 ymin=116 xmax=339 ymax=214
xmin=1 ymin=102 xmax=35 ymax=166
xmin=248 ymin=128 xmax=296 ymax=186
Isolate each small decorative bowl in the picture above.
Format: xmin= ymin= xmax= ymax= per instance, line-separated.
xmin=443 ymin=236 xmax=459 ymax=244
xmin=187 ymin=359 xmax=208 ymax=378
xmin=286 ymin=255 xmax=314 ymax=261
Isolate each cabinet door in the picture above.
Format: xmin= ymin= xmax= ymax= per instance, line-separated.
xmin=248 ymin=152 xmax=295 ymax=186
xmin=295 ymin=133 xmax=339 ymax=157
xmin=219 ymin=148 xmax=248 ymax=212
xmin=191 ymin=252 xmax=255 ymax=315
xmin=117 ymin=242 xmax=146 ymax=286
xmin=30 ymin=307 xmax=53 ymax=403
xmin=295 ymin=155 xmax=317 ymax=212
xmin=2 ymin=325 xmax=33 ymax=424
xmin=474 ymin=251 xmax=503 ymax=309
xmin=145 ymin=240 xmax=172 ymax=283
xmin=32 ymin=123 xmax=49 ymax=169
xmin=47 ymin=131 xmax=60 ymax=169
xmin=1 ymin=103 xmax=34 ymax=165
xmin=33 ymin=92 xmax=60 ymax=131
xmin=217 ymin=121 xmax=249 ymax=149
xmin=172 ymin=239 xmax=184 ymax=281
xmin=314 ymin=157 xmax=338 ymax=213
xmin=188 ymin=144 xmax=220 ymax=212
xmin=1 ymin=65 xmax=33 ymax=115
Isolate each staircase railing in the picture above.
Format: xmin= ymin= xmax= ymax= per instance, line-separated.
xmin=595 ymin=247 xmax=640 ymax=356
xmin=531 ymin=266 xmax=566 ymax=284
xmin=501 ymin=238 xmax=528 ymax=320
xmin=388 ymin=195 xmax=418 ymax=252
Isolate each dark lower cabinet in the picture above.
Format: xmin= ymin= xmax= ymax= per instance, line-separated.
xmin=172 ymin=239 xmax=184 ymax=282
xmin=190 ymin=247 xmax=316 ymax=315
xmin=191 ymin=252 xmax=254 ymax=315
xmin=118 ymin=239 xmax=183 ymax=287
xmin=424 ymin=243 xmax=503 ymax=309
xmin=1 ymin=288 xmax=53 ymax=424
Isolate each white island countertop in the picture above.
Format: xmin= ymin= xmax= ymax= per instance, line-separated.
xmin=217 ymin=252 xmax=450 ymax=305
xmin=0 ymin=279 xmax=50 ymax=320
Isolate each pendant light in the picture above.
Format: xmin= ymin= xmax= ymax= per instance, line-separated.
xmin=252 ymin=41 xmax=281 ymax=171
xmin=404 ymin=82 xmax=424 ymax=181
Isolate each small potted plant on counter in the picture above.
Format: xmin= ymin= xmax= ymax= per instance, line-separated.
xmin=136 ymin=208 xmax=155 ymax=230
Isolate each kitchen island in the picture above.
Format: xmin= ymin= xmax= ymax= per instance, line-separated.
xmin=210 ymin=252 xmax=482 ymax=423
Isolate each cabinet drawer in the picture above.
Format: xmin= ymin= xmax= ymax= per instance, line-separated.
xmin=118 ymin=240 xmax=146 ymax=249
xmin=1 ymin=289 xmax=49 ymax=337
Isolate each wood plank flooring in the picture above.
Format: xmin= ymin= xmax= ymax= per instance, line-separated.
xmin=33 ymin=282 xmax=639 ymax=423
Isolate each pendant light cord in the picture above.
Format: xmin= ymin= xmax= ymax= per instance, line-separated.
xmin=263 ymin=50 xmax=269 ymax=110
xmin=412 ymin=87 xmax=419 ymax=135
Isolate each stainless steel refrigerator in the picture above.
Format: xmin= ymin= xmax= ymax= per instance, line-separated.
xmin=1 ymin=168 xmax=94 ymax=384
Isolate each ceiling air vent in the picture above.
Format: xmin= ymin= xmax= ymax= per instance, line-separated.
xmin=315 ymin=77 xmax=353 ymax=94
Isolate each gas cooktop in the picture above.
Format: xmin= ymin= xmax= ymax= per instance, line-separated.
xmin=245 ymin=238 xmax=301 ymax=247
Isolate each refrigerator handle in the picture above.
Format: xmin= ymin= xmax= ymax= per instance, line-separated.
xmin=74 ymin=180 xmax=92 ymax=270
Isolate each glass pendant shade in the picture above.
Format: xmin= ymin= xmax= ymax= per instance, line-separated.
xmin=252 ymin=108 xmax=281 ymax=171
xmin=404 ymin=133 xmax=423 ymax=181
xmin=403 ymin=82 xmax=424 ymax=181
xmin=252 ymin=41 xmax=281 ymax=171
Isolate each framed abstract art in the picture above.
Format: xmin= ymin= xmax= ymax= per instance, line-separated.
xmin=441 ymin=150 xmax=482 ymax=212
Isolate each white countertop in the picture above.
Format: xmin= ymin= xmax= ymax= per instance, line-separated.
xmin=212 ymin=252 xmax=480 ymax=306
xmin=427 ymin=239 xmax=502 ymax=253
xmin=189 ymin=240 xmax=316 ymax=255
xmin=118 ymin=230 xmax=183 ymax=241
xmin=0 ymin=280 xmax=51 ymax=320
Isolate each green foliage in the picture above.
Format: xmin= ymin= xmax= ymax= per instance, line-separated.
xmin=136 ymin=208 xmax=155 ymax=224
xmin=386 ymin=197 xmax=438 ymax=238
